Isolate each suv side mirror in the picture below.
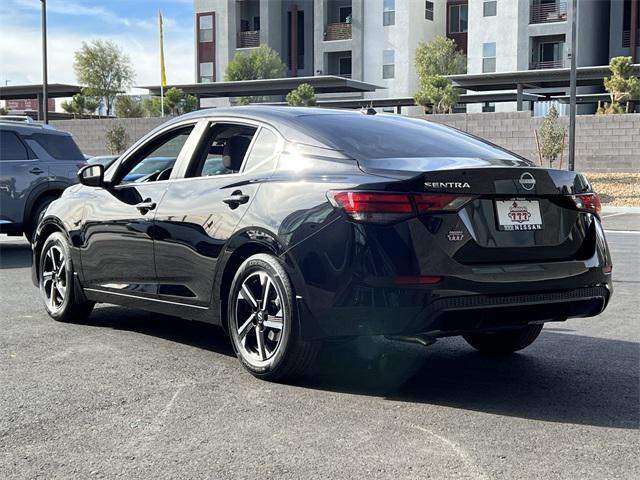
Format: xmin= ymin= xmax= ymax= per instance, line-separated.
xmin=78 ymin=164 xmax=105 ymax=187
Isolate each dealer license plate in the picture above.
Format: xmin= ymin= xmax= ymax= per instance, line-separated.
xmin=495 ymin=199 xmax=543 ymax=231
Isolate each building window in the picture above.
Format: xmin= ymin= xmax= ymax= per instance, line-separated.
xmin=200 ymin=62 xmax=214 ymax=82
xmin=482 ymin=42 xmax=496 ymax=72
xmin=483 ymin=1 xmax=497 ymax=17
xmin=425 ymin=1 xmax=434 ymax=21
xmin=339 ymin=57 xmax=352 ymax=78
xmin=383 ymin=49 xmax=395 ymax=79
xmin=448 ymin=3 xmax=468 ymax=33
xmin=482 ymin=102 xmax=496 ymax=112
xmin=383 ymin=0 xmax=395 ymax=26
xmin=198 ymin=14 xmax=214 ymax=42
xmin=339 ymin=6 xmax=352 ymax=23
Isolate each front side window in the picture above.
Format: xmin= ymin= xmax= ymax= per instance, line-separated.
xmin=483 ymin=0 xmax=497 ymax=17
xmin=117 ymin=125 xmax=194 ymax=184
xmin=449 ymin=3 xmax=468 ymax=33
xmin=482 ymin=42 xmax=496 ymax=72
xmin=425 ymin=1 xmax=434 ymax=21
xmin=0 ymin=131 xmax=29 ymax=160
xmin=383 ymin=0 xmax=395 ymax=26
xmin=199 ymin=14 xmax=213 ymax=43
xmin=382 ymin=49 xmax=395 ymax=79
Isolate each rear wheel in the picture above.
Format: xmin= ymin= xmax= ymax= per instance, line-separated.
xmin=228 ymin=253 xmax=319 ymax=381
xmin=39 ymin=232 xmax=94 ymax=323
xmin=463 ymin=324 xmax=543 ymax=354
xmin=25 ymin=195 xmax=56 ymax=242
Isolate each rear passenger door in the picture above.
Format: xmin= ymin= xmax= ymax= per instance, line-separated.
xmin=23 ymin=132 xmax=85 ymax=189
xmin=0 ymin=129 xmax=45 ymax=229
xmin=153 ymin=121 xmax=282 ymax=307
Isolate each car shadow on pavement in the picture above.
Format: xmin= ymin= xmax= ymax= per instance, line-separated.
xmin=88 ymin=306 xmax=236 ymax=358
xmin=300 ymin=332 xmax=639 ymax=430
xmin=0 ymin=241 xmax=32 ymax=269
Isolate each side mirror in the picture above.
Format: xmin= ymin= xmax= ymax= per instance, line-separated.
xmin=78 ymin=164 xmax=105 ymax=187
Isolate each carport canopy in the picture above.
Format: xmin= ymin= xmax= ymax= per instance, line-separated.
xmin=138 ymin=75 xmax=384 ymax=99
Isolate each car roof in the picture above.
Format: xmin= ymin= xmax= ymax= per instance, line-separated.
xmin=161 ymin=106 xmax=368 ymax=150
xmin=0 ymin=120 xmax=70 ymax=136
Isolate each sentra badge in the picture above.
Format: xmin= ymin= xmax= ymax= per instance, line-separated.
xmin=424 ymin=181 xmax=471 ymax=189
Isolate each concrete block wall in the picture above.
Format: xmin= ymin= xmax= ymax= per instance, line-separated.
xmin=411 ymin=112 xmax=640 ymax=173
xmin=50 ymin=117 xmax=167 ymax=156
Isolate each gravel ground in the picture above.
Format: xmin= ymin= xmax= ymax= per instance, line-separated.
xmin=586 ymin=173 xmax=640 ymax=207
xmin=0 ymin=215 xmax=638 ymax=479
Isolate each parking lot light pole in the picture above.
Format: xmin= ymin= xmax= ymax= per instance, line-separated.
xmin=568 ymin=0 xmax=577 ymax=171
xmin=41 ymin=0 xmax=49 ymax=124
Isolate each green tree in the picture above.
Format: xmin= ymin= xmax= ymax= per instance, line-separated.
xmin=537 ymin=105 xmax=566 ymax=167
xmin=115 ymin=95 xmax=144 ymax=118
xmin=61 ymin=93 xmax=100 ymax=117
xmin=74 ymin=40 xmax=134 ymax=116
xmin=143 ymin=97 xmax=162 ymax=117
xmin=286 ymin=83 xmax=317 ymax=106
xmin=0 ymin=105 xmax=10 ymax=115
xmin=414 ymin=75 xmax=459 ymax=114
xmin=225 ymin=44 xmax=287 ymax=104
xmin=105 ymin=122 xmax=130 ymax=154
xmin=414 ymin=37 xmax=466 ymax=114
xmin=600 ymin=56 xmax=640 ymax=114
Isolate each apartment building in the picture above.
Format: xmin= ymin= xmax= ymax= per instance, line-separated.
xmin=610 ymin=0 xmax=639 ymax=62
xmin=194 ymin=0 xmax=452 ymax=101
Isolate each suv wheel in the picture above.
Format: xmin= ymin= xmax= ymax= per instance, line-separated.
xmin=25 ymin=195 xmax=56 ymax=242
xmin=463 ymin=324 xmax=543 ymax=354
xmin=228 ymin=254 xmax=319 ymax=381
xmin=39 ymin=232 xmax=94 ymax=323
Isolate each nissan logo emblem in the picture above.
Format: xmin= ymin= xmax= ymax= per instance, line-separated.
xmin=519 ymin=172 xmax=536 ymax=191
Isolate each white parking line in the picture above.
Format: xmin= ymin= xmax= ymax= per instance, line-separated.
xmin=602 ymin=212 xmax=630 ymax=218
xmin=604 ymin=230 xmax=640 ymax=234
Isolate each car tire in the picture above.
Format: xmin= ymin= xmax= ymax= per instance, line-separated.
xmin=463 ymin=324 xmax=543 ymax=354
xmin=39 ymin=232 xmax=95 ymax=323
xmin=25 ymin=195 xmax=56 ymax=242
xmin=228 ymin=253 xmax=319 ymax=381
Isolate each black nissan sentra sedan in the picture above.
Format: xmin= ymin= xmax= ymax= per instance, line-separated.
xmin=31 ymin=106 xmax=612 ymax=380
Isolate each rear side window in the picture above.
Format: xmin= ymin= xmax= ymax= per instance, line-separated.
xmin=0 ymin=131 xmax=30 ymax=160
xmin=31 ymin=133 xmax=84 ymax=160
xmin=296 ymin=114 xmax=523 ymax=161
xmin=243 ymin=128 xmax=279 ymax=173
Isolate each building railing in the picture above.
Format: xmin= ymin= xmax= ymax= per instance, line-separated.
xmin=238 ymin=30 xmax=260 ymax=48
xmin=530 ymin=59 xmax=565 ymax=70
xmin=530 ymin=1 xmax=567 ymax=24
xmin=622 ymin=29 xmax=640 ymax=48
xmin=324 ymin=23 xmax=352 ymax=41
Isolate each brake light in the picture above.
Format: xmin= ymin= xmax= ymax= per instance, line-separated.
xmin=573 ymin=193 xmax=602 ymax=216
xmin=395 ymin=275 xmax=442 ymax=285
xmin=328 ymin=191 xmax=474 ymax=223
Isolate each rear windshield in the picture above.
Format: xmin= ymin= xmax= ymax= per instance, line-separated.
xmin=297 ymin=114 xmax=522 ymax=161
xmin=31 ymin=133 xmax=84 ymax=160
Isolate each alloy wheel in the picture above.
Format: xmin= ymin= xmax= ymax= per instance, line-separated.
xmin=41 ymin=245 xmax=67 ymax=313
xmin=234 ymin=270 xmax=285 ymax=365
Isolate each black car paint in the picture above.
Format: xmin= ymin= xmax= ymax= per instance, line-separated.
xmin=33 ymin=107 xmax=612 ymax=341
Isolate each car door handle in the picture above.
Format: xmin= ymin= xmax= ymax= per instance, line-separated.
xmin=135 ymin=199 xmax=156 ymax=214
xmin=29 ymin=167 xmax=44 ymax=175
xmin=223 ymin=191 xmax=249 ymax=208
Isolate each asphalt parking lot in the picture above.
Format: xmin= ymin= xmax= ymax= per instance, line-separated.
xmin=1 ymin=210 xmax=638 ymax=480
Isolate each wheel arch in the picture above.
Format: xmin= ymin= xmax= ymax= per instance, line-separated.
xmin=32 ymin=218 xmax=71 ymax=283
xmin=22 ymin=183 xmax=69 ymax=227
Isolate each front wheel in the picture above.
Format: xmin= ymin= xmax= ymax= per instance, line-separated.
xmin=228 ymin=253 xmax=319 ymax=381
xmin=463 ymin=324 xmax=543 ymax=354
xmin=39 ymin=232 xmax=94 ymax=323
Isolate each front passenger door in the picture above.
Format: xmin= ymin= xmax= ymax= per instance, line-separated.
xmin=79 ymin=123 xmax=199 ymax=296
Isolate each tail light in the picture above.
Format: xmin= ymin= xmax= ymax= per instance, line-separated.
xmin=328 ymin=191 xmax=475 ymax=224
xmin=572 ymin=193 xmax=602 ymax=217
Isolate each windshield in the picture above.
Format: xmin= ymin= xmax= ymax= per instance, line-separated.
xmin=297 ymin=114 xmax=524 ymax=161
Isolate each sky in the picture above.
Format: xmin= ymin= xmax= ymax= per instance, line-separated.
xmin=0 ymin=0 xmax=195 ymax=92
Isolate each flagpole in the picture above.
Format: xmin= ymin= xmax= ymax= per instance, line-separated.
xmin=159 ymin=10 xmax=166 ymax=117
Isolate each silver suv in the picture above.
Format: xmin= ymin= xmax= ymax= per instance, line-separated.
xmin=0 ymin=118 xmax=85 ymax=240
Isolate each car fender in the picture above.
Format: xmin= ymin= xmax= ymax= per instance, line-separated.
xmin=22 ymin=180 xmax=72 ymax=227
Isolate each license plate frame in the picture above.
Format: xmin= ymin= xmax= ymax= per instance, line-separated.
xmin=495 ymin=199 xmax=543 ymax=231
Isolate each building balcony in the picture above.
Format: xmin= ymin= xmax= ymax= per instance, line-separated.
xmin=530 ymin=1 xmax=567 ymax=24
xmin=622 ymin=29 xmax=640 ymax=48
xmin=324 ymin=22 xmax=352 ymax=41
xmin=237 ymin=30 xmax=260 ymax=49
xmin=530 ymin=59 xmax=564 ymax=69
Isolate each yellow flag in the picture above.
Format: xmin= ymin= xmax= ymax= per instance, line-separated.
xmin=159 ymin=11 xmax=167 ymax=87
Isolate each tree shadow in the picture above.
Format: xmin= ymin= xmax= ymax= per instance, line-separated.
xmin=0 ymin=241 xmax=32 ymax=269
